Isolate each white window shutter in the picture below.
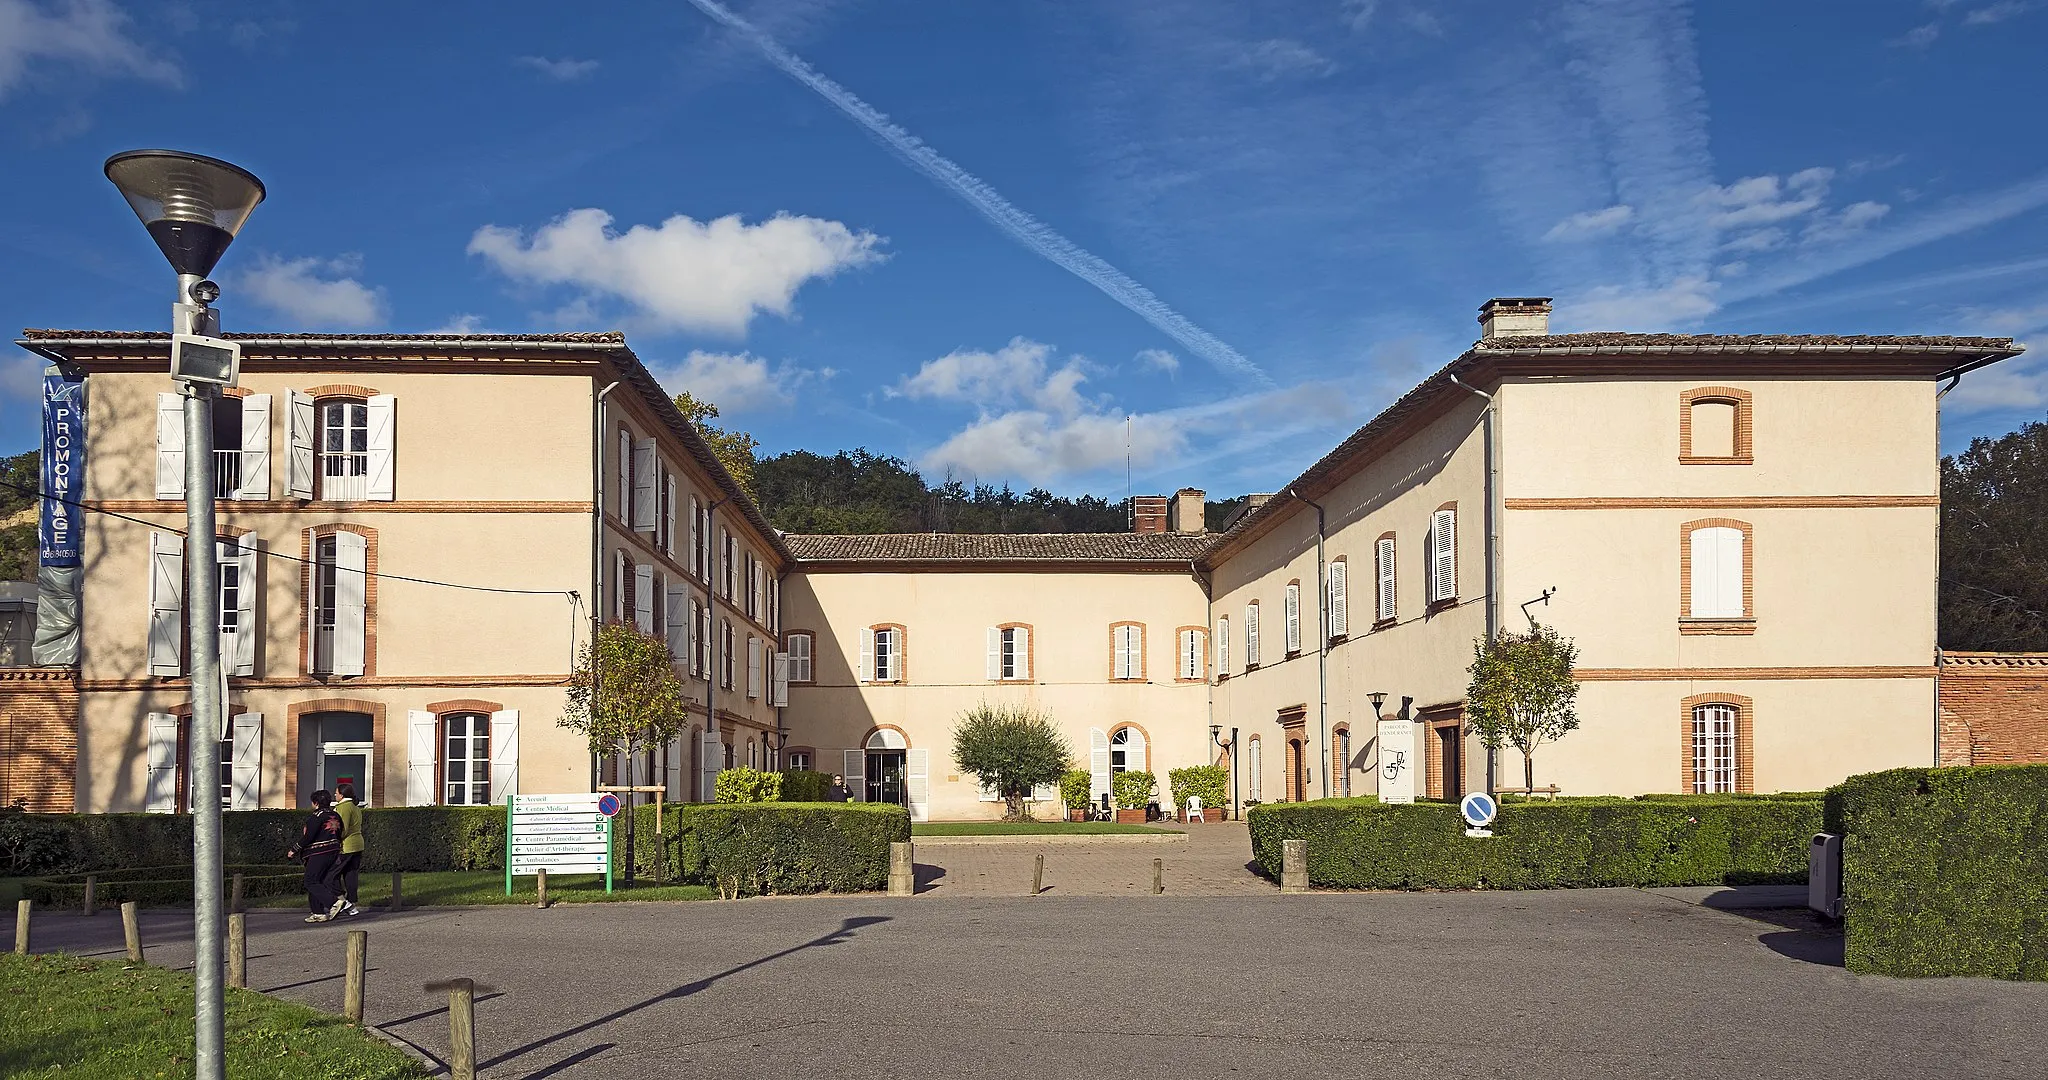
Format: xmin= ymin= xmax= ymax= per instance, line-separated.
xmin=1015 ymin=627 xmax=1030 ymax=680
xmin=365 ymin=395 xmax=397 ymax=501
xmin=697 ymin=729 xmax=719 ymax=801
xmin=842 ymin=748 xmax=866 ymax=801
xmin=1089 ymin=727 xmax=1111 ymax=804
xmin=665 ymin=585 xmax=689 ymax=662
xmin=792 ymin=633 xmax=812 ymax=681
xmin=230 ymin=712 xmax=262 ymax=811
xmin=748 ymin=636 xmax=763 ymax=699
xmin=859 ymin=627 xmax=874 ymax=682
xmin=490 ymin=709 xmax=520 ymax=803
xmin=1431 ymin=509 xmax=1456 ymax=602
xmin=987 ymin=627 xmax=1002 ymax=680
xmin=332 ymin=531 xmax=368 ymax=676
xmin=232 ymin=538 xmax=259 ymax=677
xmin=631 ymin=438 xmax=656 ymax=531
xmin=146 ymin=713 xmax=179 ymax=812
xmin=1286 ymin=584 xmax=1301 ymax=653
xmin=147 ymin=531 xmax=184 ymax=677
xmin=688 ymin=497 xmax=701 ymax=576
xmin=286 ymin=389 xmax=316 ymax=499
xmin=1328 ymin=560 xmax=1348 ymax=637
xmin=618 ymin=430 xmax=633 ymax=518
xmin=634 ymin=563 xmax=654 ymax=633
xmin=613 ymin=550 xmax=626 ymax=622
xmin=906 ymin=748 xmax=930 ymax=822
xmin=1377 ymin=537 xmax=1397 ymax=621
xmin=1217 ymin=617 xmax=1229 ymax=674
xmin=664 ymin=475 xmax=678 ymax=555
xmin=772 ymin=652 xmax=790 ymax=706
xmin=1246 ymin=604 xmax=1260 ymax=666
xmin=698 ymin=601 xmax=712 ymax=676
xmin=1180 ymin=629 xmax=1199 ymax=680
xmin=238 ymin=394 xmax=271 ymax=500
xmin=155 ymin=392 xmax=185 ymax=499
xmin=407 ymin=710 xmax=437 ymax=805
xmin=1718 ymin=528 xmax=1745 ymax=616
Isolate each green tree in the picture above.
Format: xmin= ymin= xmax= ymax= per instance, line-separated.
xmin=1941 ymin=420 xmax=2048 ymax=651
xmin=673 ymin=391 xmax=761 ymax=502
xmin=949 ymin=702 xmax=1072 ymax=819
xmin=560 ymin=622 xmax=690 ymax=773
xmin=0 ymin=449 xmax=38 ymax=582
xmin=1465 ymin=621 xmax=1581 ymax=793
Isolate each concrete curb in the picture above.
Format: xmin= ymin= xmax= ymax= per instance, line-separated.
xmin=912 ymin=832 xmax=1190 ymax=846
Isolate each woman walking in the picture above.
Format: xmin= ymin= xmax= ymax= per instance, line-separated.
xmin=286 ymin=789 xmax=348 ymax=923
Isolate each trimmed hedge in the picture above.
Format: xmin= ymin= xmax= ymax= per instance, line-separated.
xmin=613 ymin=801 xmax=909 ymax=897
xmin=24 ymin=865 xmax=302 ymax=908
xmin=1825 ymin=764 xmax=2048 ymax=980
xmin=1168 ymin=766 xmax=1228 ymax=812
xmin=0 ymin=807 xmax=505 ymax=877
xmin=1248 ymin=794 xmax=1820 ymax=889
xmin=779 ymin=770 xmax=832 ymax=802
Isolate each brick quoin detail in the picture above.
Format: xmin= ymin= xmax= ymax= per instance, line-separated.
xmin=1937 ymin=653 xmax=2048 ymax=766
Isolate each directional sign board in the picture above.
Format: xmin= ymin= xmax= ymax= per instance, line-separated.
xmin=505 ymin=793 xmax=613 ymax=895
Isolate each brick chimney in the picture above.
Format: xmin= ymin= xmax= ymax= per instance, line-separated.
xmin=1132 ymin=495 xmax=1169 ymax=534
xmin=1478 ymin=297 xmax=1552 ymax=338
xmin=1168 ymin=488 xmax=1206 ymax=534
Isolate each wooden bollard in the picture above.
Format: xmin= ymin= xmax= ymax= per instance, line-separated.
xmin=229 ymin=873 xmax=245 ymax=914
xmin=1153 ymin=857 xmax=1164 ymax=895
xmin=887 ymin=842 xmax=914 ymax=896
xmin=227 ymin=913 xmax=247 ymax=989
xmin=121 ymin=901 xmax=143 ymax=962
xmin=13 ymin=899 xmax=27 ymax=956
xmin=446 ymin=978 xmax=477 ymax=1080
xmin=344 ymin=930 xmax=368 ymax=1024
xmin=1031 ymin=854 xmax=1044 ymax=896
xmin=387 ymin=872 xmax=403 ymax=913
xmin=82 ymin=876 xmax=97 ymax=917
xmin=1281 ymin=838 xmax=1308 ymax=894
xmin=536 ymin=868 xmax=549 ymax=909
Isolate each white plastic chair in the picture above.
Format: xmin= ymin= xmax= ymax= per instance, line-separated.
xmin=1185 ymin=795 xmax=1204 ymax=823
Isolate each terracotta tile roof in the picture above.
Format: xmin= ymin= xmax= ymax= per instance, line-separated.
xmin=1473 ymin=333 xmax=2018 ymax=351
xmin=784 ymin=532 xmax=1212 ymax=564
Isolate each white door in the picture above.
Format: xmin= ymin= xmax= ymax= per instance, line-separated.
xmin=317 ymin=741 xmax=375 ymax=806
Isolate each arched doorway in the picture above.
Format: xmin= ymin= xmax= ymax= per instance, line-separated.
xmin=865 ymin=728 xmax=907 ymax=806
xmin=1285 ymin=737 xmax=1307 ymax=802
xmin=1108 ymin=725 xmax=1148 ymax=775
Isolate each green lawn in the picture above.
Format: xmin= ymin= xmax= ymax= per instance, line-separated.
xmin=912 ymin=820 xmax=1171 ymax=836
xmin=246 ymin=870 xmax=712 ymax=908
xmin=0 ymin=952 xmax=428 ymax=1079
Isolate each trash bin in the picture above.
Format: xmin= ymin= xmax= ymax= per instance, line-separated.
xmin=1808 ymin=833 xmax=1843 ymax=919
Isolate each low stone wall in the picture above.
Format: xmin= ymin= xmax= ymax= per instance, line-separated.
xmin=1938 ymin=652 xmax=2048 ymax=767
xmin=0 ymin=667 xmax=77 ymax=811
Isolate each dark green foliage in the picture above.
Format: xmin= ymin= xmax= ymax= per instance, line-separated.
xmin=1825 ymin=765 xmax=2048 ymax=980
xmin=1941 ymin=421 xmax=2048 ymax=650
xmin=779 ymin=769 xmax=832 ymax=802
xmin=1059 ymin=769 xmax=1092 ymax=810
xmin=1168 ymin=766 xmax=1228 ymax=811
xmin=357 ymin=806 xmax=506 ymax=871
xmin=714 ymin=766 xmax=782 ymax=803
xmin=1247 ymin=795 xmax=1820 ymax=889
xmin=950 ymin=702 xmax=1072 ymax=817
xmin=0 ymin=449 xmax=35 ymax=582
xmin=613 ymin=802 xmax=909 ymax=898
xmin=24 ymin=865 xmax=302 ymax=907
xmin=3 ymin=807 xmax=505 ymax=877
xmin=1111 ymin=770 xmax=1156 ymax=810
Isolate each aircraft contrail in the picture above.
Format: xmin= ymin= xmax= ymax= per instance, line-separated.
xmin=685 ymin=0 xmax=1270 ymax=387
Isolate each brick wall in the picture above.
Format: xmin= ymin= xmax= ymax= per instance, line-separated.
xmin=1937 ymin=652 xmax=2048 ymax=767
xmin=0 ymin=668 xmax=79 ymax=812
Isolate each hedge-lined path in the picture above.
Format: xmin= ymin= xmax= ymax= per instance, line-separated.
xmin=22 ymin=888 xmax=2047 ymax=1080
xmin=912 ymin=820 xmax=1272 ymax=896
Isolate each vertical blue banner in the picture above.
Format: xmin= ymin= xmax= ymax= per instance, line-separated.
xmin=39 ymin=370 xmax=86 ymax=567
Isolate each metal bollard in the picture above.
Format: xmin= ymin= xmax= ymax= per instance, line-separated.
xmin=536 ymin=868 xmax=549 ymax=909
xmin=13 ymin=899 xmax=27 ymax=956
xmin=1031 ymin=854 xmax=1044 ymax=896
xmin=887 ymin=842 xmax=915 ymax=896
xmin=1281 ymin=838 xmax=1308 ymax=894
xmin=344 ymin=930 xmax=368 ymax=1023
xmin=82 ymin=876 xmax=97 ymax=917
xmin=230 ymin=873 xmax=245 ymax=915
xmin=447 ymin=979 xmax=477 ymax=1080
xmin=121 ymin=901 xmax=143 ymax=962
xmin=227 ymin=913 xmax=247 ymax=989
xmin=1153 ymin=857 xmax=1164 ymax=895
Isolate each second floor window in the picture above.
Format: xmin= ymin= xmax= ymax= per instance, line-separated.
xmin=320 ymin=400 xmax=369 ymax=501
xmin=1687 ymin=524 xmax=1749 ymax=620
xmin=1376 ymin=536 xmax=1397 ymax=623
xmin=310 ymin=530 xmax=369 ymax=676
xmin=988 ymin=626 xmax=1031 ymax=680
xmin=1245 ymin=602 xmax=1261 ymax=667
xmin=1111 ymin=623 xmax=1143 ymax=681
xmin=863 ymin=626 xmax=902 ymax=683
xmin=786 ymin=632 xmax=813 ymax=682
xmin=1428 ymin=509 xmax=1457 ymax=604
xmin=1284 ymin=583 xmax=1302 ymax=654
xmin=1216 ymin=616 xmax=1230 ymax=675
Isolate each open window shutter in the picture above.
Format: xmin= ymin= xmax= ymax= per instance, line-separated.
xmin=1286 ymin=585 xmax=1301 ymax=653
xmin=232 ymin=538 xmax=259 ymax=676
xmin=155 ymin=392 xmax=185 ymax=499
xmin=1217 ymin=618 xmax=1229 ymax=673
xmin=986 ymin=627 xmax=1001 ymax=680
xmin=700 ymin=729 xmax=722 ymax=800
xmin=146 ymin=713 xmax=179 ymax=812
xmin=634 ymin=564 xmax=654 ymax=633
xmin=238 ymin=394 xmax=271 ymax=499
xmin=286 ymin=390 xmax=316 ymax=499
xmin=230 ymin=712 xmax=262 ymax=811
xmin=490 ymin=709 xmax=520 ymax=803
xmin=407 ymin=710 xmax=437 ymax=805
xmin=772 ymin=653 xmax=790 ymax=706
xmin=1718 ymin=529 xmax=1745 ymax=616
xmin=906 ymin=748 xmax=930 ymax=822
xmin=748 ymin=636 xmax=763 ymax=698
xmin=1377 ymin=537 xmax=1397 ymax=620
xmin=1329 ymin=560 xmax=1348 ymax=637
xmin=332 ymin=531 xmax=368 ymax=676
xmin=147 ymin=531 xmax=184 ymax=676
xmin=618 ymin=430 xmax=632 ymax=518
xmin=1246 ymin=604 xmax=1260 ymax=665
xmin=664 ymin=475 xmax=678 ymax=554
xmin=1431 ymin=510 xmax=1456 ymax=602
xmin=698 ymin=602 xmax=712 ymax=676
xmin=842 ymin=748 xmax=866 ymax=801
xmin=631 ymin=438 xmax=656 ymax=531
xmin=365 ymin=395 xmax=396 ymax=501
xmin=612 ymin=550 xmax=626 ymax=622
xmin=859 ymin=628 xmax=874 ymax=682
xmin=1015 ymin=627 xmax=1030 ymax=680
xmin=665 ymin=585 xmax=689 ymax=661
xmin=1089 ymin=727 xmax=1111 ymax=803
xmin=1181 ymin=629 xmax=1199 ymax=680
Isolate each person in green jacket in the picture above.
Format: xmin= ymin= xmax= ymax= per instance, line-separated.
xmin=334 ymin=781 xmax=365 ymax=917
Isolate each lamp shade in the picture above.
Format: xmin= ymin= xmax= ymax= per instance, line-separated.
xmin=104 ymin=150 xmax=266 ymax=278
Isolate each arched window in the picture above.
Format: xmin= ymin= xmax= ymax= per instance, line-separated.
xmin=318 ymin=398 xmax=370 ymax=500
xmin=1109 ymin=725 xmax=1148 ymax=774
xmin=1332 ymin=725 xmax=1352 ymax=798
xmin=1690 ymin=703 xmax=1738 ymax=793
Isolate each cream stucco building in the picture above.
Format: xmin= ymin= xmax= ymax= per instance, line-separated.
xmin=5 ymin=299 xmax=2022 ymax=820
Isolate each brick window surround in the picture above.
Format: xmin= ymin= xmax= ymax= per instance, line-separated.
xmin=1679 ymin=386 xmax=1754 ymax=464
xmin=1680 ymin=693 xmax=1754 ymax=793
xmin=1174 ymin=625 xmax=1209 ymax=683
xmin=427 ymin=698 xmax=504 ymax=805
xmin=283 ymin=698 xmax=387 ymax=809
xmin=165 ymin=698 xmax=251 ymax=813
xmin=299 ymin=522 xmax=379 ymax=676
xmin=868 ymin=624 xmax=907 ymax=683
xmin=1108 ymin=621 xmax=1144 ymax=682
xmin=1107 ymin=722 xmax=1152 ymax=773
xmin=1679 ymin=517 xmax=1756 ymax=635
xmin=992 ymin=622 xmax=1036 ymax=682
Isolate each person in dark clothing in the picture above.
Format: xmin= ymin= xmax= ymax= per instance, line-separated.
xmin=286 ymin=789 xmax=347 ymax=923
xmin=828 ymin=774 xmax=851 ymax=803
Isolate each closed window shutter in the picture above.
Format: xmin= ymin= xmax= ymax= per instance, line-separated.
xmin=665 ymin=585 xmax=689 ymax=662
xmin=1689 ymin=527 xmax=1746 ymax=617
xmin=1246 ymin=604 xmax=1260 ymax=666
xmin=406 ymin=710 xmax=437 ymax=805
xmin=748 ymin=636 xmax=763 ymax=698
xmin=634 ymin=563 xmax=654 ymax=633
xmin=664 ymin=474 xmax=678 ymax=554
xmin=1181 ymin=629 xmax=1200 ymax=680
xmin=490 ymin=709 xmax=520 ymax=802
xmin=689 ymin=497 xmax=702 ymax=575
xmin=1328 ymin=561 xmax=1347 ymax=637
xmin=613 ymin=550 xmax=626 ymax=622
xmin=230 ymin=712 xmax=263 ymax=811
xmin=146 ymin=713 xmax=179 ymax=812
xmin=1089 ymin=727 xmax=1111 ymax=803
xmin=796 ymin=634 xmax=813 ymax=680
xmin=286 ymin=389 xmax=316 ymax=499
xmin=365 ymin=395 xmax=397 ymax=501
xmin=239 ymin=394 xmax=271 ymax=500
xmin=1431 ymin=510 xmax=1456 ymax=602
xmin=147 ymin=531 xmax=184 ymax=677
xmin=1015 ymin=627 xmax=1030 ymax=680
xmin=906 ymin=748 xmax=930 ymax=822
xmin=156 ymin=393 xmax=185 ymax=499
xmin=771 ymin=652 xmax=789 ymax=706
xmin=231 ymin=538 xmax=259 ymax=677
xmin=842 ymin=748 xmax=866 ymax=802
xmin=1217 ymin=617 xmax=1229 ymax=674
xmin=1377 ymin=538 xmax=1396 ymax=621
xmin=1285 ymin=584 xmax=1301 ymax=653
xmin=1718 ymin=529 xmax=1745 ymax=616
xmin=987 ymin=627 xmax=1002 ymax=680
xmin=631 ymin=438 xmax=657 ymax=531
xmin=332 ymin=531 xmax=368 ymax=676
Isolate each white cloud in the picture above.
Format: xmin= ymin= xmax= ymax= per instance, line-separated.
xmin=516 ymin=55 xmax=600 ymax=81
xmin=1802 ymin=200 xmax=1891 ymax=244
xmin=0 ymin=0 xmax=180 ymax=99
xmin=1562 ymin=276 xmax=1719 ymax=330
xmin=1 ymin=352 xmax=42 ymax=400
xmin=893 ymin=337 xmax=1091 ymax=416
xmin=921 ymin=409 xmax=1186 ymax=483
xmin=468 ymin=208 xmax=884 ymax=337
xmin=1723 ymin=228 xmax=1787 ymax=253
xmin=1696 ymin=169 xmax=1833 ymax=228
xmin=237 ymin=254 xmax=385 ymax=328
xmin=1231 ymin=39 xmax=1336 ymax=81
xmin=1964 ymin=2 xmax=2033 ymax=26
xmin=427 ymin=314 xmax=492 ymax=335
xmin=1135 ymin=348 xmax=1180 ymax=374
xmin=1542 ymin=204 xmax=1635 ymax=242
xmin=1939 ymin=356 xmax=2048 ymax=415
xmin=1891 ymin=21 xmax=1941 ymax=47
xmin=647 ymin=349 xmax=822 ymax=413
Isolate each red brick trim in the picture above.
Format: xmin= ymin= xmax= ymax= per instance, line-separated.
xmin=1679 ymin=386 xmax=1754 ymax=465
xmin=303 ymin=384 xmax=380 ymax=400
xmin=1173 ymin=624 xmax=1209 ymax=683
xmin=1107 ymin=721 xmax=1153 ymax=773
xmin=1679 ymin=517 xmax=1756 ymax=634
xmin=868 ymin=623 xmax=908 ymax=683
xmin=1420 ymin=702 xmax=1464 ymax=800
xmin=1108 ymin=620 xmax=1145 ymax=682
xmin=284 ymin=698 xmax=387 ymax=808
xmin=299 ymin=523 xmax=379 ymax=677
xmin=991 ymin=622 xmax=1037 ymax=682
xmin=1680 ymin=693 xmax=1754 ymax=793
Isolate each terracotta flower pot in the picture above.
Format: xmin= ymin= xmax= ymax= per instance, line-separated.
xmin=1115 ymin=808 xmax=1148 ymax=824
xmin=1068 ymin=809 xmax=1088 ymax=822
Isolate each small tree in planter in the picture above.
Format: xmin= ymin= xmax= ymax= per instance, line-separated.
xmin=1059 ymin=769 xmax=1093 ymax=822
xmin=950 ymin=702 xmax=1073 ymax=819
xmin=1465 ymin=620 xmax=1581 ymax=793
xmin=1111 ymin=770 xmax=1157 ymax=823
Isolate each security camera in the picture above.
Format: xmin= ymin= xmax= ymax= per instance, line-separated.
xmin=188 ymin=279 xmax=221 ymax=305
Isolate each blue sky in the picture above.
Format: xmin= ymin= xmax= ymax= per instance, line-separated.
xmin=4 ymin=0 xmax=2047 ymax=499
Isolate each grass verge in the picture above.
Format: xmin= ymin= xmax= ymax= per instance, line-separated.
xmin=246 ymin=870 xmax=713 ymax=908
xmin=912 ymin=821 xmax=1170 ymax=836
xmin=0 ymin=952 xmax=428 ymax=1079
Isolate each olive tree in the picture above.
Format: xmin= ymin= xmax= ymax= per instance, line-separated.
xmin=950 ymin=702 xmax=1072 ymax=819
xmin=1465 ymin=621 xmax=1581 ymax=793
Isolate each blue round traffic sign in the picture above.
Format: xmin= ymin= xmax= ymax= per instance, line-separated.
xmin=596 ymin=793 xmax=621 ymax=818
xmin=1459 ymin=791 xmax=1498 ymax=829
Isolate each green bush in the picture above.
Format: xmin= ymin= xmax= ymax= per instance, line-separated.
xmin=779 ymin=769 xmax=831 ymax=802
xmin=24 ymin=865 xmax=303 ymax=908
xmin=3 ymin=807 xmax=507 ymax=876
xmin=1112 ymin=770 xmax=1156 ymax=811
xmin=1168 ymin=766 xmax=1228 ymax=812
xmin=1059 ymin=770 xmax=1092 ymax=810
xmin=714 ymin=767 xmax=782 ymax=803
xmin=613 ymin=801 xmax=909 ymax=897
xmin=1825 ymin=764 xmax=2048 ymax=980
xmin=1248 ymin=794 xmax=1819 ymax=889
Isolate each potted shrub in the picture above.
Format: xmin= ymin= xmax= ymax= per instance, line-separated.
xmin=1169 ymin=765 xmax=1228 ymax=822
xmin=1059 ymin=769 xmax=1093 ymax=822
xmin=1112 ymin=770 xmax=1156 ymax=824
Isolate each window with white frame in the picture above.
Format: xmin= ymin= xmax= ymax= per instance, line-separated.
xmin=788 ymin=750 xmax=811 ymax=771
xmin=1245 ymin=602 xmax=1261 ymax=667
xmin=1428 ymin=509 xmax=1457 ymax=604
xmin=444 ymin=713 xmax=491 ymax=805
xmin=309 ymin=530 xmax=367 ymax=676
xmin=864 ymin=626 xmax=902 ymax=683
xmin=319 ymin=400 xmax=370 ymax=501
xmin=1687 ymin=525 xmax=1747 ymax=619
xmin=1284 ymin=583 xmax=1302 ymax=654
xmin=1327 ymin=559 xmax=1348 ymax=638
xmin=1216 ymin=616 xmax=1230 ymax=676
xmin=786 ymin=632 xmax=813 ymax=682
xmin=1178 ymin=628 xmax=1205 ymax=681
xmin=1247 ymin=737 xmax=1263 ymax=801
xmin=1375 ymin=535 xmax=1397 ymax=623
xmin=1691 ymin=703 xmax=1738 ymax=793
xmin=988 ymin=625 xmax=1031 ymax=680
xmin=1111 ymin=623 xmax=1143 ymax=680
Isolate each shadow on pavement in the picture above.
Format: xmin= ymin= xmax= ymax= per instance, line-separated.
xmin=914 ymin=863 xmax=946 ymax=891
xmin=1760 ymin=928 xmax=1846 ymax=967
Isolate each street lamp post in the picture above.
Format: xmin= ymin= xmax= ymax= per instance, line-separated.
xmin=105 ymin=149 xmax=265 ymax=1080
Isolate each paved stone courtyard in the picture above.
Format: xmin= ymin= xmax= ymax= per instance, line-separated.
xmin=26 ymin=837 xmax=2047 ymax=1080
xmin=911 ymin=821 xmax=1272 ymax=896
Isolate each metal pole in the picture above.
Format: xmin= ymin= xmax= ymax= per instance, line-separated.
xmin=177 ymin=278 xmax=227 ymax=1080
